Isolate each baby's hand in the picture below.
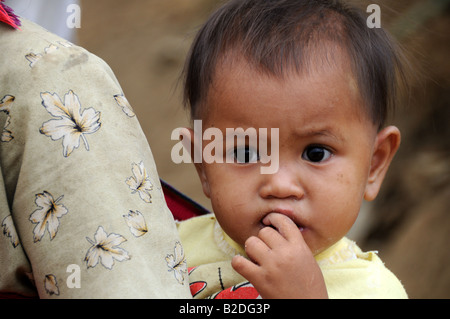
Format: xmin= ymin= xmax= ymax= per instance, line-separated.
xmin=231 ymin=213 xmax=328 ymax=299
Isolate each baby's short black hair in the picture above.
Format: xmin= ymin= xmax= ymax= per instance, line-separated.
xmin=182 ymin=0 xmax=409 ymax=129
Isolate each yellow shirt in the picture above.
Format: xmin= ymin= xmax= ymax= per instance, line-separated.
xmin=177 ymin=214 xmax=408 ymax=299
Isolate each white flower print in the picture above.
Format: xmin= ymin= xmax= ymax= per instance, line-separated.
xmin=57 ymin=41 xmax=73 ymax=48
xmin=25 ymin=44 xmax=58 ymax=67
xmin=0 ymin=95 xmax=14 ymax=142
xmin=40 ymin=90 xmax=101 ymax=157
xmin=1 ymin=116 xmax=13 ymax=142
xmin=123 ymin=210 xmax=148 ymax=237
xmin=126 ymin=161 xmax=153 ymax=203
xmin=114 ymin=94 xmax=135 ymax=117
xmin=1 ymin=215 xmax=20 ymax=248
xmin=0 ymin=95 xmax=14 ymax=111
xmin=166 ymin=241 xmax=187 ymax=285
xmin=29 ymin=191 xmax=68 ymax=242
xmin=44 ymin=274 xmax=60 ymax=296
xmin=85 ymin=226 xmax=130 ymax=270
xmin=25 ymin=52 xmax=42 ymax=67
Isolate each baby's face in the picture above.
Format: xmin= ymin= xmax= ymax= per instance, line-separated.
xmin=194 ymin=57 xmax=380 ymax=255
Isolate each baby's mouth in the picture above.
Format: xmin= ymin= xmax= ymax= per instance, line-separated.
xmin=263 ymin=211 xmax=306 ymax=232
xmin=264 ymin=222 xmax=305 ymax=233
xmin=292 ymin=222 xmax=305 ymax=232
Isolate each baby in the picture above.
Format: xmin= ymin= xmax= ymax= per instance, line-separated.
xmin=176 ymin=0 xmax=408 ymax=299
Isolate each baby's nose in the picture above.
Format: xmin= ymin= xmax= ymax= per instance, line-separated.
xmin=258 ymin=165 xmax=304 ymax=200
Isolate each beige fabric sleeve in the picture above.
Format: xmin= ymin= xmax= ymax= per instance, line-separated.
xmin=0 ymin=19 xmax=191 ymax=298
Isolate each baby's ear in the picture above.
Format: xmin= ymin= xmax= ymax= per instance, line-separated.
xmin=364 ymin=126 xmax=401 ymax=201
xmin=180 ymin=127 xmax=211 ymax=198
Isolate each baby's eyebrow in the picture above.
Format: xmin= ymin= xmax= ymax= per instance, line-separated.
xmin=296 ymin=129 xmax=343 ymax=142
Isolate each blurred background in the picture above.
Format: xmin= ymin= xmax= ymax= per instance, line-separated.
xmin=9 ymin=0 xmax=449 ymax=298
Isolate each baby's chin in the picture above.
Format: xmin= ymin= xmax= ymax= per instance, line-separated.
xmin=309 ymin=237 xmax=344 ymax=257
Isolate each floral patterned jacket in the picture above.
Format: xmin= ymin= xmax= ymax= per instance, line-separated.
xmin=0 ymin=18 xmax=190 ymax=298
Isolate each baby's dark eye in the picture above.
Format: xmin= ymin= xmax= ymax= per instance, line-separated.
xmin=233 ymin=146 xmax=259 ymax=164
xmin=302 ymin=146 xmax=332 ymax=163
